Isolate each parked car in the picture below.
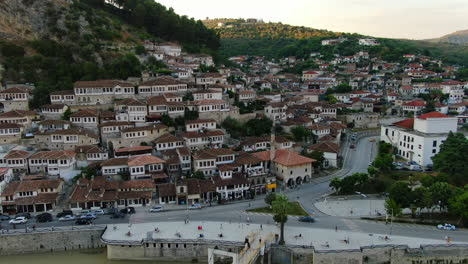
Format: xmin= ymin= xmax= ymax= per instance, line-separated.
xmin=0 ymin=214 xmax=11 ymax=221
xmin=36 ymin=213 xmax=53 ymax=223
xmin=105 ymin=208 xmax=118 ymax=215
xmin=80 ymin=210 xmax=91 ymax=215
xmin=149 ymin=206 xmax=164 ymax=213
xmin=189 ymin=204 xmax=202 ymax=210
xmin=110 ymin=212 xmax=125 ymax=219
xmin=437 ymin=224 xmax=456 ymax=231
xmin=56 ymin=210 xmax=73 ymax=218
xmin=93 ymin=209 xmax=105 ymax=215
xmin=9 ymin=216 xmax=28 ymax=224
xmin=15 ymin=212 xmax=31 ymax=219
xmin=75 ymin=219 xmax=92 ymax=225
xmin=298 ymin=216 xmax=315 ymax=223
xmin=80 ymin=213 xmax=97 ymax=220
xmin=350 ymin=144 xmax=356 ymax=149
xmin=120 ymin=207 xmax=136 ymax=214
xmin=58 ymin=215 xmax=76 ymax=222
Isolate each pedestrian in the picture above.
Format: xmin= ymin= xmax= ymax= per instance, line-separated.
xmin=13 ymin=224 xmax=16 ymax=230
xmin=260 ymin=224 xmax=263 ymax=230
xmin=335 ymin=225 xmax=338 ymax=232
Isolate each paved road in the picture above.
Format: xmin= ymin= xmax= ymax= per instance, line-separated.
xmin=6 ymin=133 xmax=467 ymax=243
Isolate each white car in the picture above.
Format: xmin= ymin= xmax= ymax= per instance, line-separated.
xmin=189 ymin=204 xmax=202 ymax=210
xmin=93 ymin=209 xmax=105 ymax=215
xmin=9 ymin=216 xmax=28 ymax=224
xmin=149 ymin=206 xmax=164 ymax=213
xmin=437 ymin=224 xmax=456 ymax=231
xmin=58 ymin=215 xmax=76 ymax=222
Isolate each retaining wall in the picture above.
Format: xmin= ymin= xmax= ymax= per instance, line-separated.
xmin=0 ymin=228 xmax=105 ymax=256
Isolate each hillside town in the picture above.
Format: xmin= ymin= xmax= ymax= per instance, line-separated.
xmin=0 ymin=38 xmax=466 ymax=217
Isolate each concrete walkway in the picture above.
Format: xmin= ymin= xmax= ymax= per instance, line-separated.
xmin=315 ymin=198 xmax=386 ymax=217
xmin=102 ymin=221 xmax=464 ymax=251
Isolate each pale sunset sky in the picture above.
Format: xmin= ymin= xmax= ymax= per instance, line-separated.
xmin=155 ymin=0 xmax=468 ymax=39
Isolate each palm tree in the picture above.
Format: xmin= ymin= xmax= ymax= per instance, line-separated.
xmin=272 ymin=195 xmax=290 ymax=245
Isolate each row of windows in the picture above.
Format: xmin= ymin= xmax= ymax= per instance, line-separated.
xmin=0 ymin=128 xmax=21 ymax=134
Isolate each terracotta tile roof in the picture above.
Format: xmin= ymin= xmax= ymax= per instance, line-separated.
xmin=0 ymin=123 xmax=22 ymax=129
xmin=115 ymin=98 xmax=145 ymax=106
xmin=30 ymin=150 xmax=76 ymax=159
xmin=233 ymin=153 xmax=263 ymax=165
xmin=121 ymin=124 xmax=167 ymax=133
xmin=217 ymin=164 xmax=234 ymax=172
xmin=0 ymin=87 xmax=30 ymax=93
xmin=154 ymin=133 xmax=183 ymax=144
xmin=70 ymin=109 xmax=99 ymax=118
xmin=115 ymin=146 xmax=152 ymax=153
xmin=5 ymin=150 xmax=30 ymax=159
xmin=329 ymin=122 xmax=347 ymax=130
xmin=74 ymin=80 xmax=133 ymax=88
xmin=14 ymin=193 xmax=59 ymax=205
xmin=41 ymin=104 xmax=66 ymax=109
xmin=101 ymin=157 xmax=128 ymax=167
xmin=187 ymin=178 xmax=216 ymax=194
xmin=128 ymin=155 xmax=165 ymax=166
xmin=307 ymin=124 xmax=330 ymax=130
xmin=140 ymin=77 xmax=185 ymax=86
xmin=193 ymin=148 xmax=236 ymax=160
xmin=308 ymin=141 xmax=340 ymax=153
xmin=253 ymin=149 xmax=315 ymax=166
xmin=98 ymin=121 xmax=134 ymax=127
xmin=182 ymin=130 xmax=224 ymax=139
xmin=393 ymin=118 xmax=414 ymax=129
xmin=185 ymin=119 xmax=216 ymax=125
xmin=120 ymin=179 xmax=155 ymax=189
xmin=190 ymin=99 xmax=225 ymax=105
xmin=418 ymin=112 xmax=449 ymax=120
xmin=75 ymin=145 xmax=104 ymax=154
xmin=147 ymin=95 xmax=167 ymax=105
xmin=157 ymin=183 xmax=176 ymax=197
xmin=212 ymin=174 xmax=249 ymax=187
xmin=403 ymin=100 xmax=426 ymax=107
xmin=0 ymin=110 xmax=37 ymax=118
xmin=38 ymin=120 xmax=71 ymax=126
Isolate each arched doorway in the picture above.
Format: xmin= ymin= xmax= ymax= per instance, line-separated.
xmin=303 ymin=175 xmax=310 ymax=183
xmin=296 ymin=177 xmax=303 ymax=185
xmin=287 ymin=178 xmax=294 ymax=187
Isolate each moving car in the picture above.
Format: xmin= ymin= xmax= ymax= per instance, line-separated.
xmin=369 ymin=138 xmax=376 ymax=142
xmin=120 ymin=207 xmax=136 ymax=214
xmin=75 ymin=219 xmax=92 ymax=225
xmin=9 ymin=216 xmax=28 ymax=224
xmin=93 ymin=209 xmax=105 ymax=215
xmin=189 ymin=204 xmax=202 ymax=210
xmin=110 ymin=212 xmax=125 ymax=219
xmin=36 ymin=213 xmax=53 ymax=223
xmin=56 ymin=210 xmax=73 ymax=218
xmin=15 ymin=212 xmax=31 ymax=219
xmin=0 ymin=214 xmax=11 ymax=221
xmin=58 ymin=215 xmax=76 ymax=222
xmin=80 ymin=213 xmax=97 ymax=220
xmin=298 ymin=216 xmax=315 ymax=223
xmin=437 ymin=224 xmax=456 ymax=231
xmin=149 ymin=206 xmax=164 ymax=213
xmin=350 ymin=144 xmax=356 ymax=149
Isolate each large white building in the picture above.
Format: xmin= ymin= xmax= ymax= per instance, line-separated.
xmin=380 ymin=112 xmax=458 ymax=167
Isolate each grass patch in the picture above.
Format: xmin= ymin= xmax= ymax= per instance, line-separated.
xmin=246 ymin=201 xmax=309 ymax=216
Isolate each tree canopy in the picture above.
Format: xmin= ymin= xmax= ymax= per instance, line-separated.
xmin=432 ymin=132 xmax=468 ymax=185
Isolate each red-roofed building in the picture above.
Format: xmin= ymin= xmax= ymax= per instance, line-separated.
xmin=402 ymin=100 xmax=426 ymax=113
xmin=252 ymin=149 xmax=315 ymax=187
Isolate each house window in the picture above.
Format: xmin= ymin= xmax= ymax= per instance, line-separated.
xmin=433 ymin=141 xmax=437 ymax=147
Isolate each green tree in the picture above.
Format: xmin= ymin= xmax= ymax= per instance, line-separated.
xmin=450 ymin=191 xmax=468 ymax=226
xmin=245 ymin=117 xmax=272 ymax=137
xmin=264 ymin=193 xmax=277 ymax=206
xmin=61 ymin=107 xmax=72 ymax=121
xmin=329 ymin=177 xmax=341 ymax=192
xmin=429 ymin=182 xmax=454 ymax=212
xmin=432 ymin=132 xmax=468 ymax=185
xmin=183 ymin=92 xmax=194 ymax=101
xmin=385 ymin=199 xmax=402 ymax=217
xmin=305 ymin=151 xmax=324 ymax=169
xmin=135 ymin=45 xmax=145 ymax=55
xmin=161 ymin=114 xmax=175 ymax=127
xmin=326 ymin=94 xmax=337 ymax=104
xmin=190 ymin=171 xmax=205 ymax=179
xmin=291 ymin=126 xmax=312 ymax=142
xmin=334 ymin=83 xmax=353 ymax=93
xmin=367 ymin=166 xmax=378 ymax=178
xmin=272 ymin=195 xmax=289 ymax=245
xmin=388 ymin=181 xmax=413 ymax=208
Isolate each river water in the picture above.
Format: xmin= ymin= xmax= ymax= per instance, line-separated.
xmin=0 ymin=249 xmax=201 ymax=264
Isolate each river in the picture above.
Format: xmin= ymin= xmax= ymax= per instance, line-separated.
xmin=0 ymin=249 xmax=202 ymax=264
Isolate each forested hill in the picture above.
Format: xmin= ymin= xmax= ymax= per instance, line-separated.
xmin=0 ymin=0 xmax=219 ymax=108
xmin=203 ymin=18 xmax=339 ymax=39
xmin=204 ymin=18 xmax=468 ymax=67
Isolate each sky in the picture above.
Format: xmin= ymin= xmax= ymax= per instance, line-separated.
xmin=155 ymin=0 xmax=468 ymax=39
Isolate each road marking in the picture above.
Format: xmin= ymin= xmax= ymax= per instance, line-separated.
xmin=342 ymin=219 xmax=363 ymax=232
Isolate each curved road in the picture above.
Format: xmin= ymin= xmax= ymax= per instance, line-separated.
xmin=11 ymin=134 xmax=467 ymax=243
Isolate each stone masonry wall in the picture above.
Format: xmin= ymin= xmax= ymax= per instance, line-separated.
xmin=0 ymin=229 xmax=105 ymax=256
